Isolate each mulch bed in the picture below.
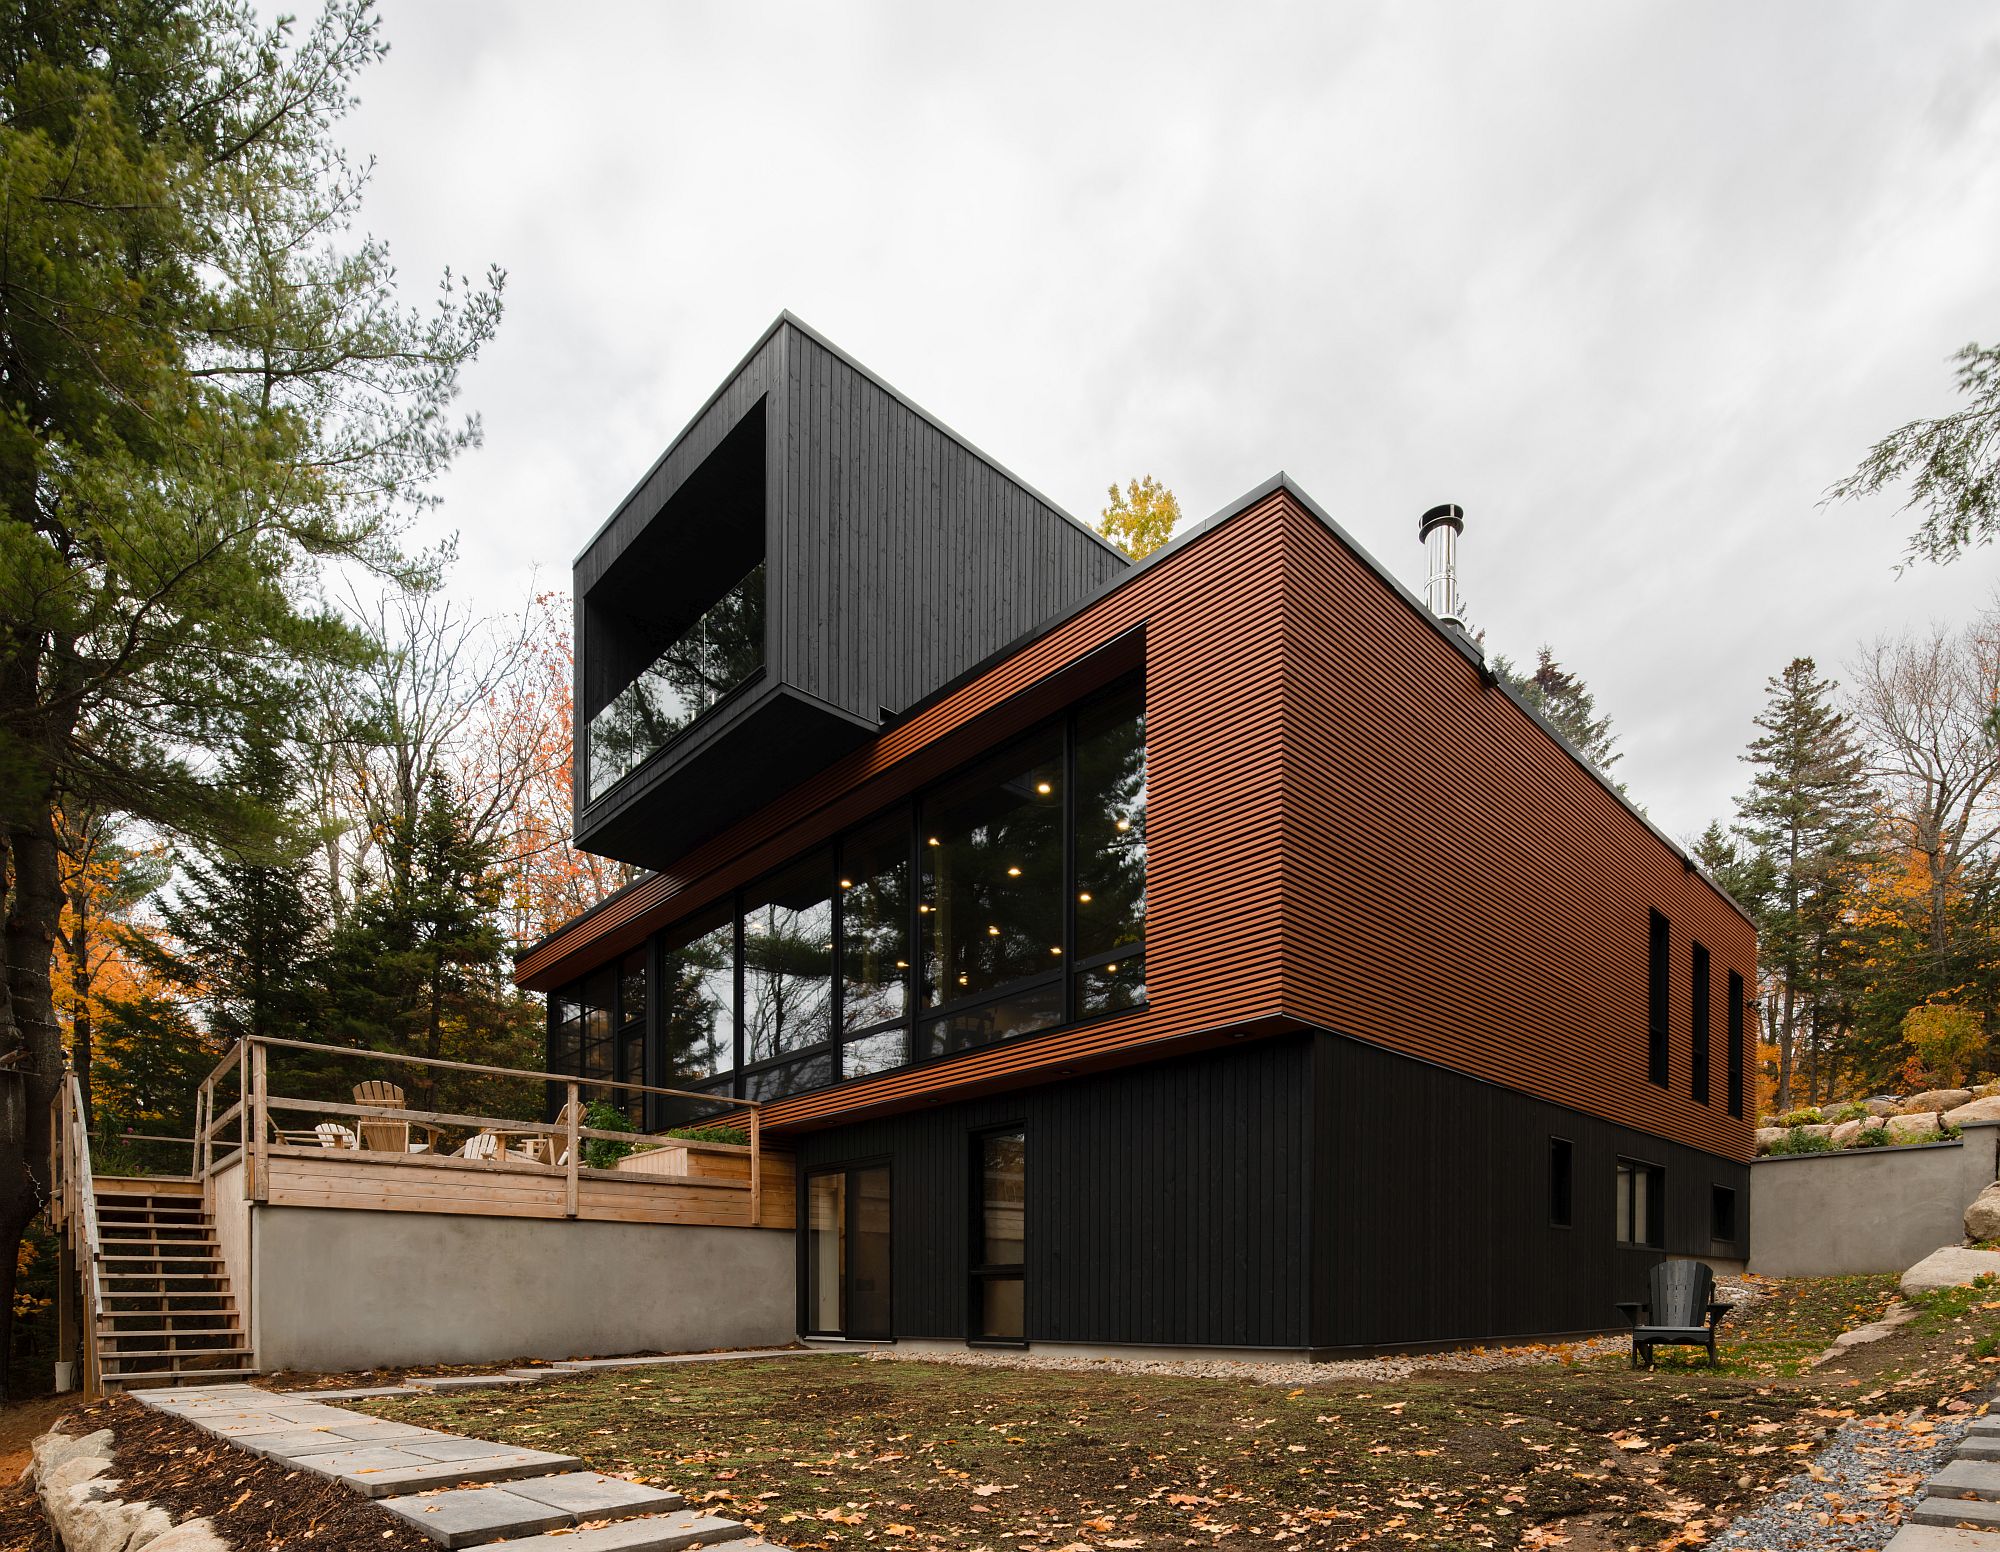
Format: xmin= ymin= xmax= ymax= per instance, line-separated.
xmin=0 ymin=1392 xmax=432 ymax=1550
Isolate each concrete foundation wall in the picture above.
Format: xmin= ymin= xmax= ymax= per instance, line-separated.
xmin=1749 ymin=1121 xmax=2000 ymax=1278
xmin=250 ymin=1206 xmax=796 ymax=1374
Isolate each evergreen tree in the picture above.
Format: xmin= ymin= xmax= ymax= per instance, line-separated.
xmin=325 ymin=782 xmax=536 ymax=1115
xmin=135 ymin=738 xmax=326 ymax=1049
xmin=1494 ymin=647 xmax=1623 ymax=775
xmin=0 ymin=0 xmax=500 ymax=1392
xmin=1732 ymin=658 xmax=1875 ymax=1109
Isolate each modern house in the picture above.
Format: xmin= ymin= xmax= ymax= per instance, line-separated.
xmin=512 ymin=313 xmax=1757 ymax=1359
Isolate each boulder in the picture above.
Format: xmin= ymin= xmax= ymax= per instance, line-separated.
xmin=1948 ymin=1096 xmax=2000 ymax=1127
xmin=1833 ymin=1118 xmax=1889 ymax=1147
xmin=1866 ymin=1098 xmax=1900 ymax=1117
xmin=1903 ymin=1245 xmax=2000 ymax=1295
xmin=1885 ymin=1113 xmax=1952 ymax=1142
xmin=1755 ymin=1127 xmax=1789 ymax=1153
xmin=1901 ymin=1089 xmax=1973 ymax=1115
xmin=148 ymin=1521 xmax=228 ymax=1552
xmin=1967 ymin=1181 xmax=2000 ymax=1242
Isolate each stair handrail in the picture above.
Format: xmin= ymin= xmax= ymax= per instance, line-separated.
xmin=55 ymin=1070 xmax=105 ymax=1395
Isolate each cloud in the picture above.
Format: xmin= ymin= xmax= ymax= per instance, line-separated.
xmin=334 ymin=0 xmax=2000 ymax=838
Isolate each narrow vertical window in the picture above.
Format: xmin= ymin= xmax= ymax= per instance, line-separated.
xmin=1549 ymin=1137 xmax=1574 ymax=1228
xmin=971 ymin=1128 xmax=1026 ymax=1342
xmin=657 ymin=905 xmax=737 ymax=1121
xmin=741 ymin=851 xmax=836 ymax=1100
xmin=1647 ymin=910 xmax=1670 ymax=1088
xmin=1615 ymin=1157 xmax=1664 ymax=1248
xmin=1726 ymin=970 xmax=1746 ymax=1119
xmin=1072 ymin=681 xmax=1148 ymax=1016
xmin=1711 ymin=1185 xmax=1738 ymax=1244
xmin=840 ymin=813 xmax=913 ymax=1078
xmin=616 ymin=949 xmax=648 ymax=1123
xmin=1689 ymin=941 xmax=1711 ymax=1106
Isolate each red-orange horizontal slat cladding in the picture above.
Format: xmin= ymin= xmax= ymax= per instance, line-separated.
xmin=1278 ymin=502 xmax=1754 ymax=1162
xmin=518 ymin=489 xmax=1753 ymax=1163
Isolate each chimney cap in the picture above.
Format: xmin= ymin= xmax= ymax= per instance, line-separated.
xmin=1418 ymin=503 xmax=1464 ymax=540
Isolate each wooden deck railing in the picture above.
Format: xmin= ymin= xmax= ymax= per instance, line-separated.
xmin=193 ymin=1036 xmax=768 ymax=1227
xmin=49 ymin=1071 xmax=105 ymax=1396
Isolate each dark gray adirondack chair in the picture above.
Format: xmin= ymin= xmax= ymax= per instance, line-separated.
xmin=1615 ymin=1260 xmax=1733 ymax=1368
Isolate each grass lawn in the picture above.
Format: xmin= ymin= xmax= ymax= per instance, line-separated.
xmin=349 ymin=1276 xmax=1999 ymax=1552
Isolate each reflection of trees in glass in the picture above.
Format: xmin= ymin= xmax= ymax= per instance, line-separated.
xmin=587 ymin=562 xmax=766 ymax=801
xmin=659 ymin=914 xmax=735 ymax=1084
xmin=1075 ymin=685 xmax=1147 ymax=959
xmin=922 ymin=730 xmax=1065 ymax=1007
xmin=743 ymin=855 xmax=834 ymax=1064
xmin=841 ymin=817 xmax=909 ymax=1034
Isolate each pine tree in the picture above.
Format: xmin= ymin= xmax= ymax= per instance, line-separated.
xmin=133 ymin=739 xmax=326 ymax=1047
xmin=325 ymin=782 xmax=537 ymax=1115
xmin=1494 ymin=647 xmax=1623 ymax=775
xmin=1732 ymin=658 xmax=1876 ymax=1110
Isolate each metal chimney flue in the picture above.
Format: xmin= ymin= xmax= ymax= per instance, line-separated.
xmin=1418 ymin=503 xmax=1466 ymax=628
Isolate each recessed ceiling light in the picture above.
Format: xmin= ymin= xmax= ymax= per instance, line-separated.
xmin=918 ymin=904 xmax=931 ymax=913
xmin=987 ymin=925 xmax=1000 ymax=936
xmin=839 ymin=879 xmax=852 ymax=889
xmin=895 ymin=959 xmax=909 ymax=969
xmin=1050 ymin=946 xmax=1063 ymax=956
xmin=1106 ymin=962 xmax=1119 ymax=974
xmin=1078 ymin=891 xmax=1092 ymax=903
xmin=1007 ymin=866 xmax=1022 ymax=877
xmin=1036 ymin=782 xmax=1052 ymax=795
xmin=928 ymin=837 xmax=941 ymax=846
xmin=1115 ymin=818 xmax=1131 ymax=832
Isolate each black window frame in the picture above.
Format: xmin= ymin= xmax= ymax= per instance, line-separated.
xmin=1689 ymin=940 xmax=1711 ymax=1106
xmin=1726 ymin=970 xmax=1746 ymax=1119
xmin=1549 ymin=1136 xmax=1574 ymax=1228
xmin=968 ymin=1123 xmax=1027 ymax=1347
xmin=548 ymin=675 xmax=1147 ymax=1108
xmin=1615 ymin=1156 xmax=1665 ymax=1249
xmin=1646 ymin=909 xmax=1670 ymax=1088
xmin=1711 ymin=1183 xmax=1739 ymax=1245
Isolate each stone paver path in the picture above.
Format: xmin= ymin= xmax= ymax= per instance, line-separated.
xmin=136 ymin=1382 xmax=781 ymax=1549
xmin=1892 ymin=1410 xmax=2000 ymax=1551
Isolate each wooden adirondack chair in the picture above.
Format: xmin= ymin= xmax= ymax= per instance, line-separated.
xmin=353 ymin=1080 xmax=410 ymax=1153
xmin=1616 ymin=1260 xmax=1734 ymax=1368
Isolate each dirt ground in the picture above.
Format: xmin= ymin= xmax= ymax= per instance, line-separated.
xmin=0 ymin=1274 xmax=1991 ymax=1551
xmin=343 ymin=1275 xmax=1995 ymax=1551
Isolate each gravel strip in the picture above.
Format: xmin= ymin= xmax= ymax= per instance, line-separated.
xmin=868 ymin=1333 xmax=1630 ymax=1386
xmin=868 ymin=1275 xmax=1775 ymax=1388
xmin=1707 ymin=1412 xmax=1968 ymax=1552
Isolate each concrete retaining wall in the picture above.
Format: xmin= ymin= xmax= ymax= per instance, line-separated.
xmin=250 ymin=1206 xmax=796 ymax=1373
xmin=1749 ymin=1120 xmax=2000 ymax=1278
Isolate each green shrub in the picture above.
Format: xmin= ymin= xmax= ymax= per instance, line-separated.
xmin=1826 ymin=1100 xmax=1869 ymax=1123
xmin=1776 ymin=1107 xmax=1826 ymax=1127
xmin=1766 ymin=1127 xmax=1836 ymax=1155
xmin=664 ymin=1124 xmax=750 ymax=1147
xmin=581 ymin=1100 xmax=636 ymax=1169
xmin=1850 ymin=1125 xmax=1892 ymax=1148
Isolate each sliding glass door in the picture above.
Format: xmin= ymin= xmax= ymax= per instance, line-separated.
xmin=804 ymin=1164 xmax=892 ymax=1338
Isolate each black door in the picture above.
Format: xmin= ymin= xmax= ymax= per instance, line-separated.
xmin=804 ymin=1164 xmax=891 ymax=1338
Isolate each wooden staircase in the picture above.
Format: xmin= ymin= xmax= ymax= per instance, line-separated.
xmin=91 ymin=1179 xmax=255 ymax=1389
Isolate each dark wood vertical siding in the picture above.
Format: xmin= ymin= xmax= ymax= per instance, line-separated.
xmin=1312 ymin=1032 xmax=1749 ymax=1349
xmin=1280 ymin=506 xmax=1757 ymax=1163
xmin=795 ymin=1036 xmax=1314 ymax=1348
xmin=776 ymin=329 xmax=1122 ymax=724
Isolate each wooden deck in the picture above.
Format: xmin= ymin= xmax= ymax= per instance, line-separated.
xmin=252 ymin=1141 xmax=795 ymax=1229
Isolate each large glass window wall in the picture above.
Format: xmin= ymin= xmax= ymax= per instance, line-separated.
xmin=549 ymin=676 xmax=1147 ymax=1109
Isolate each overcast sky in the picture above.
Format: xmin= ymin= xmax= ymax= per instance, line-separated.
xmin=337 ymin=0 xmax=2000 ymax=844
